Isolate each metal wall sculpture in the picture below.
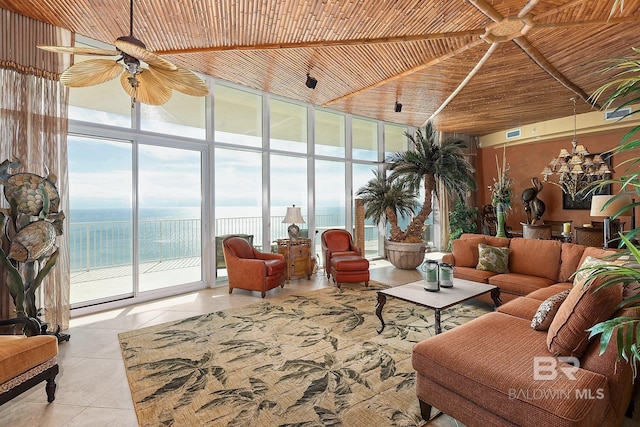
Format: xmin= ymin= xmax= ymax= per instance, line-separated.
xmin=0 ymin=158 xmax=67 ymax=340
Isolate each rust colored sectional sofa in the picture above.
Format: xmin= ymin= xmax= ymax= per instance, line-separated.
xmin=412 ymin=234 xmax=637 ymax=426
xmin=441 ymin=233 xmax=615 ymax=304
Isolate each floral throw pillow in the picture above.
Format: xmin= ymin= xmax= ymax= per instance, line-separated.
xmin=573 ymin=256 xmax=613 ymax=286
xmin=531 ymin=290 xmax=571 ymax=331
xmin=476 ymin=243 xmax=509 ymax=274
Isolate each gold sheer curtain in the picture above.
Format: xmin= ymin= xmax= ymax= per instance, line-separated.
xmin=437 ymin=131 xmax=478 ymax=251
xmin=0 ymin=9 xmax=72 ymax=330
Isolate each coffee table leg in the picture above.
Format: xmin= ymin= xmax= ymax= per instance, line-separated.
xmin=434 ymin=309 xmax=442 ymax=335
xmin=376 ymin=292 xmax=386 ymax=334
xmin=491 ymin=288 xmax=503 ymax=307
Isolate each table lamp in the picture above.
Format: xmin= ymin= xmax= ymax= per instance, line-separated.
xmin=590 ymin=194 xmax=632 ymax=248
xmin=283 ymin=205 xmax=305 ymax=240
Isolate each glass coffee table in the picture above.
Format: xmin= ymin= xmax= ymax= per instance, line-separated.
xmin=376 ymin=278 xmax=502 ymax=335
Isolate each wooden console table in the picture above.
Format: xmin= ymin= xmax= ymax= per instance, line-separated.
xmin=276 ymin=238 xmax=312 ymax=282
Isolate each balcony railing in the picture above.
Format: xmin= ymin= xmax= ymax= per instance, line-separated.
xmin=70 ymin=215 xmax=380 ymax=273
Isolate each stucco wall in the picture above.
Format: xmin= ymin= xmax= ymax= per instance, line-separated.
xmin=476 ymin=128 xmax=637 ymax=233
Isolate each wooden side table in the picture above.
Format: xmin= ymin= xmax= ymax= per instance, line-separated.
xmin=276 ymin=238 xmax=312 ymax=282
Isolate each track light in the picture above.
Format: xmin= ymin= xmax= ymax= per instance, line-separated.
xmin=394 ymin=101 xmax=402 ymax=113
xmin=306 ymin=74 xmax=318 ymax=89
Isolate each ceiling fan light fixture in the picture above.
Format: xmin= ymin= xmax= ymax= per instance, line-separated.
xmin=305 ymin=74 xmax=317 ymax=89
xmin=394 ymin=102 xmax=402 ymax=113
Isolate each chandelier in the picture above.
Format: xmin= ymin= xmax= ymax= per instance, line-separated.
xmin=541 ymin=98 xmax=611 ymax=201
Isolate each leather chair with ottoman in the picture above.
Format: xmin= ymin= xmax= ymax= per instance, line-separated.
xmin=321 ymin=229 xmax=369 ymax=288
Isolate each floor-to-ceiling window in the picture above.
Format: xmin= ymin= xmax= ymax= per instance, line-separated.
xmin=270 ymin=99 xmax=309 ymax=245
xmin=213 ymin=84 xmax=264 ymax=279
xmin=66 ymin=35 xmax=415 ymax=313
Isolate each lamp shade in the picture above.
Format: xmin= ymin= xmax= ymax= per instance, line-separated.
xmin=283 ymin=205 xmax=305 ymax=224
xmin=590 ymin=194 xmax=633 ymax=217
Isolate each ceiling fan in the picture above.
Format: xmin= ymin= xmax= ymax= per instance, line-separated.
xmin=37 ymin=0 xmax=209 ymax=106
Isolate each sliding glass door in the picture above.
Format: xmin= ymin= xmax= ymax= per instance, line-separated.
xmin=68 ymin=136 xmax=205 ymax=307
xmin=68 ymin=135 xmax=134 ymax=305
xmin=138 ymin=145 xmax=203 ymax=292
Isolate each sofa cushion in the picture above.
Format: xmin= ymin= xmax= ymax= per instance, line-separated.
xmin=577 ymin=247 xmax=619 ymax=270
xmin=476 ymin=243 xmax=509 ymax=273
xmin=547 ymin=275 xmax=623 ymax=358
xmin=526 ymin=283 xmax=573 ymax=301
xmin=508 ymin=237 xmax=562 ymax=282
xmin=483 ymin=236 xmax=511 ymax=248
xmin=559 ymin=243 xmax=587 ymax=283
xmin=497 ymin=296 xmax=542 ymax=320
xmin=453 ymin=266 xmax=496 ymax=283
xmin=531 ymin=289 xmax=571 ymax=331
xmin=451 ymin=236 xmax=485 ymax=268
xmin=413 ymin=312 xmax=610 ymax=427
xmin=489 ymin=273 xmax=555 ymax=297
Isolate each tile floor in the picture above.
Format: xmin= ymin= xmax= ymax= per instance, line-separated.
xmin=1 ymin=258 xmax=639 ymax=426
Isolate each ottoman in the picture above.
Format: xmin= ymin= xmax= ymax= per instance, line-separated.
xmin=329 ymin=255 xmax=370 ymax=288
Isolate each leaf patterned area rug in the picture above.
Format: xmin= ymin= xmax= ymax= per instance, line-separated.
xmin=118 ymin=282 xmax=490 ymax=427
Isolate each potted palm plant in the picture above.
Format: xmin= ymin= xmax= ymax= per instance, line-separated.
xmin=583 ymin=46 xmax=640 ymax=370
xmin=356 ymin=121 xmax=476 ymax=269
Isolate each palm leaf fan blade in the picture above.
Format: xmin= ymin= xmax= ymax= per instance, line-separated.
xmin=60 ymin=59 xmax=123 ymax=87
xmin=119 ymin=71 xmax=172 ymax=105
xmin=114 ymin=40 xmax=176 ymax=71
xmin=37 ymin=45 xmax=119 ymax=56
xmin=148 ymin=65 xmax=210 ymax=96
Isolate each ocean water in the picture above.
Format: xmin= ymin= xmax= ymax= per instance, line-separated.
xmin=69 ymin=207 xmax=203 ymax=271
xmin=68 ymin=206 xmax=349 ymax=271
xmin=70 ymin=207 xmax=202 ymax=223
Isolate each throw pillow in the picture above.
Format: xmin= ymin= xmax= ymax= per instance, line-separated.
xmin=531 ymin=290 xmax=571 ymax=331
xmin=572 ymin=256 xmax=613 ymax=286
xmin=547 ymin=275 xmax=622 ymax=358
xmin=476 ymin=243 xmax=509 ymax=274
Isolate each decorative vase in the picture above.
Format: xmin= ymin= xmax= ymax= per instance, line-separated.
xmin=439 ymin=262 xmax=454 ymax=288
xmin=421 ymin=260 xmax=440 ymax=291
xmin=495 ymin=203 xmax=507 ymax=238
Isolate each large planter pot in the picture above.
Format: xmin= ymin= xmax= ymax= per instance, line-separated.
xmin=385 ymin=240 xmax=426 ymax=270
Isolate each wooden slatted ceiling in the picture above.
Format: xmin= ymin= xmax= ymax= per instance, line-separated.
xmin=0 ymin=0 xmax=639 ymax=136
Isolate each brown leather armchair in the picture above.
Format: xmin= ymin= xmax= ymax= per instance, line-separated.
xmin=222 ymin=236 xmax=286 ymax=298
xmin=0 ymin=317 xmax=59 ymax=405
xmin=320 ymin=229 xmax=361 ymax=278
xmin=321 ymin=229 xmax=369 ymax=287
